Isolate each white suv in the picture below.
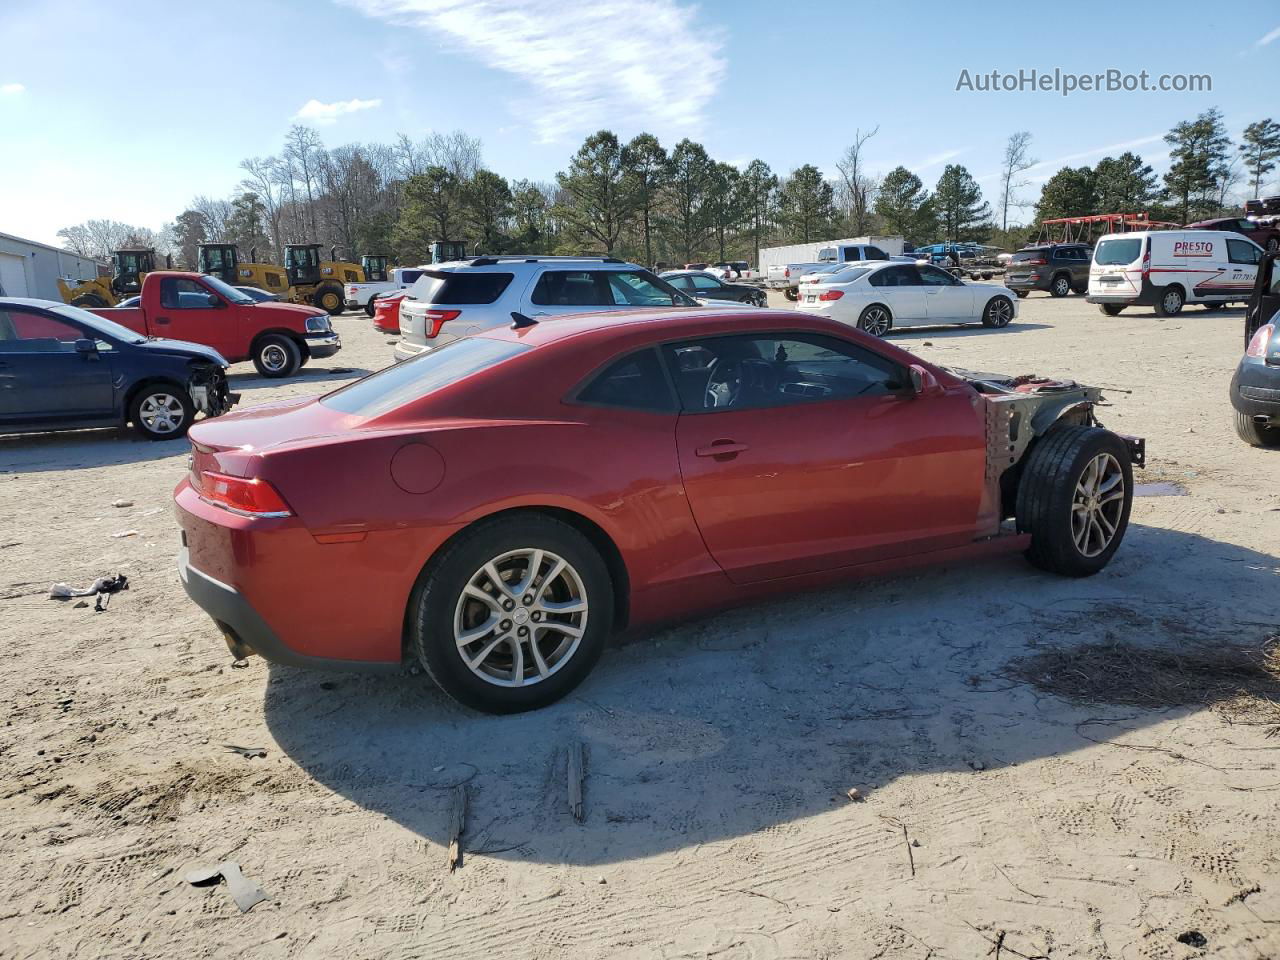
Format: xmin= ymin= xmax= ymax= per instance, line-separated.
xmin=394 ymin=256 xmax=702 ymax=361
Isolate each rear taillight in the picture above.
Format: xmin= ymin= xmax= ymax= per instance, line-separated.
xmin=423 ymin=309 xmax=460 ymax=338
xmin=1247 ymin=324 xmax=1274 ymax=358
xmin=817 ymin=290 xmax=844 ymax=301
xmin=198 ymin=471 xmax=292 ymax=518
xmin=784 ymin=267 xmax=791 ymax=278
xmin=1020 ymin=258 xmax=1047 ymax=266
xmin=1141 ymin=246 xmax=1151 ymax=279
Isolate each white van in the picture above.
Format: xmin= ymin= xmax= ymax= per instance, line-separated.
xmin=1087 ymin=230 xmax=1263 ymax=316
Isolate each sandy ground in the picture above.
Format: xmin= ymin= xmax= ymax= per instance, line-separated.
xmin=2 ymin=289 xmax=1279 ymax=960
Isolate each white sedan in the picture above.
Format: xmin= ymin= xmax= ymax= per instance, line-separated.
xmin=795 ymin=261 xmax=1018 ymax=336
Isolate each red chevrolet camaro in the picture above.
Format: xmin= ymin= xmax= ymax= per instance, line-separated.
xmin=175 ymin=308 xmax=1142 ymax=713
xmin=371 ymin=292 xmax=406 ymax=334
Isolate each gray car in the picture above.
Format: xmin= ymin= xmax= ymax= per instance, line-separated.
xmin=1005 ymin=244 xmax=1091 ymax=298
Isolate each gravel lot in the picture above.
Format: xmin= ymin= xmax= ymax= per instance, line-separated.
xmin=2 ymin=290 xmax=1278 ymax=959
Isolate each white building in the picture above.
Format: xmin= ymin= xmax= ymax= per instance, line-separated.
xmin=0 ymin=232 xmax=103 ymax=301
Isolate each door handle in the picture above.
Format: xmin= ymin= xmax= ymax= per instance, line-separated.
xmin=695 ymin=440 xmax=749 ymax=458
xmin=154 ymin=316 xmax=170 ymax=325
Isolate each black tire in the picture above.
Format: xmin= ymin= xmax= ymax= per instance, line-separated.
xmin=1202 ymin=302 xmax=1226 ymax=311
xmin=783 ymin=287 xmax=799 ymax=302
xmin=1049 ymin=275 xmax=1071 ymax=298
xmin=1155 ymin=285 xmax=1184 ymax=317
xmin=252 ymin=334 xmax=301 ymax=378
xmin=1071 ymin=282 xmax=1088 ymax=295
xmin=1267 ymin=237 xmax=1279 ymax=254
xmin=1016 ymin=425 xmax=1134 ymax=577
xmin=981 ymin=272 xmax=993 ymax=280
xmin=980 ymin=295 xmax=1014 ymax=328
xmin=129 ymin=383 xmax=195 ymax=441
xmin=1015 ymin=289 xmax=1029 ymax=299
xmin=857 ymin=304 xmax=893 ymax=337
xmin=411 ymin=514 xmax=615 ymax=714
xmin=364 ymin=299 xmax=376 ymax=318
xmin=72 ymin=293 xmax=108 ymax=308
xmin=315 ymin=284 xmax=345 ymax=316
xmin=1235 ymin=411 xmax=1280 ymax=447
xmin=1099 ymin=304 xmax=1125 ymax=317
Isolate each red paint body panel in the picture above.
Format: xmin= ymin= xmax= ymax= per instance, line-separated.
xmin=373 ymin=293 xmax=406 ymax=334
xmin=174 ymin=307 xmax=1028 ymax=666
xmin=89 ymin=271 xmax=324 ymax=363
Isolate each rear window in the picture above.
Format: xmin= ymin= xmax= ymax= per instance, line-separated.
xmin=399 ymin=269 xmax=425 ymax=286
xmin=1093 ymin=238 xmax=1143 ymax=266
xmin=825 ymin=267 xmax=872 ymax=283
xmin=1010 ymin=249 xmax=1050 ymax=263
xmin=407 ymin=270 xmax=513 ymax=305
xmin=321 ymin=338 xmax=528 ymax=417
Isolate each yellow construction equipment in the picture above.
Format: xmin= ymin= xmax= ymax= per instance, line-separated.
xmin=197 ymin=244 xmax=290 ymax=296
xmin=284 ymin=244 xmax=365 ymax=315
xmin=58 ymin=248 xmax=163 ymax=308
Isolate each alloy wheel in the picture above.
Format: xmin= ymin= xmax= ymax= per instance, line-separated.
xmin=453 ymin=548 xmax=588 ymax=688
xmin=988 ymin=298 xmax=1013 ymax=327
xmin=1071 ymin=452 xmax=1125 ymax=557
xmin=861 ymin=307 xmax=891 ymax=337
xmin=138 ymin=393 xmax=185 ymax=435
xmin=261 ymin=344 xmax=288 ymax=373
xmin=1053 ymin=277 xmax=1070 ymax=297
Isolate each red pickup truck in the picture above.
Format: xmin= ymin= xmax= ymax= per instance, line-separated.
xmin=90 ymin=271 xmax=341 ymax=377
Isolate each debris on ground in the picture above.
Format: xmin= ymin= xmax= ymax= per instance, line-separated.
xmin=447 ymin=785 xmax=467 ymax=871
xmin=224 ymin=745 xmax=267 ymax=759
xmin=568 ymin=741 xmax=586 ymax=823
xmin=846 ymin=788 xmax=863 ymax=802
xmin=111 ymin=499 xmax=134 ymax=508
xmin=111 ymin=530 xmax=138 ymax=539
xmin=49 ymin=574 xmax=129 ymax=604
xmin=184 ymin=861 xmax=269 ymax=913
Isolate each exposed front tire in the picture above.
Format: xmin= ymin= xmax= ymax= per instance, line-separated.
xmin=1235 ymin=411 xmax=1280 ymax=447
xmin=315 ymin=284 xmax=345 ymax=315
xmin=411 ymin=514 xmax=615 ymax=714
xmin=980 ymin=295 xmax=1014 ymax=328
xmin=364 ymin=300 xmax=376 ymax=318
xmin=1099 ymin=304 xmax=1125 ymax=317
xmin=1155 ymin=285 xmax=1184 ymax=317
xmin=129 ymin=384 xmax=194 ymax=440
xmin=252 ymin=334 xmax=302 ymax=378
xmin=1050 ymin=275 xmax=1071 ymax=298
xmin=1016 ymin=425 xmax=1133 ymax=577
xmin=857 ymin=304 xmax=892 ymax=337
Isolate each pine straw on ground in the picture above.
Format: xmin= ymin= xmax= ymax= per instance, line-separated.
xmin=1002 ymin=635 xmax=1280 ymax=725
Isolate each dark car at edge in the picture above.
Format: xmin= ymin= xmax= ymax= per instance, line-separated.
xmin=1232 ymin=252 xmax=1280 ymax=447
xmin=1004 ymin=243 xmax=1091 ymax=298
xmin=660 ymin=270 xmax=768 ymax=307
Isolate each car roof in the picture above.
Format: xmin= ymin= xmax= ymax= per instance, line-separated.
xmin=424 ymin=257 xmax=644 ymax=273
xmin=661 ymin=269 xmax=718 ymax=278
xmin=0 ymin=296 xmax=63 ymax=309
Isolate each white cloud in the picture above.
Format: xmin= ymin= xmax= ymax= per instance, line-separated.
xmin=975 ymin=133 xmax=1166 ymax=183
xmin=1 ymin=83 xmax=25 ymax=95
xmin=910 ymin=148 xmax=967 ymax=172
xmin=1256 ymin=24 xmax=1280 ymax=46
xmin=337 ymin=0 xmax=727 ymax=143
xmin=294 ymin=97 xmax=382 ymax=125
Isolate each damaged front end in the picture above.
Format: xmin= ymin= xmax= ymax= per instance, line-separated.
xmin=188 ymin=363 xmax=239 ymax=419
xmin=945 ymin=367 xmax=1146 ymax=527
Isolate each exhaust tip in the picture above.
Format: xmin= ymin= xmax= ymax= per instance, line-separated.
xmin=218 ymin=624 xmax=255 ymax=661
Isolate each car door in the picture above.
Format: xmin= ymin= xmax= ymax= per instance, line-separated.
xmin=867 ymin=264 xmax=928 ymax=325
xmin=156 ymin=275 xmax=239 ymax=358
xmin=688 ymin=273 xmax=734 ymax=301
xmin=917 ymin=264 xmax=975 ymax=320
xmin=0 ymin=306 xmax=116 ymax=422
xmin=667 ymin=332 xmax=987 ymax=584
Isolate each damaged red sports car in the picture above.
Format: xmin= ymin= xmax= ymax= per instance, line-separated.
xmin=175 ymin=308 xmax=1143 ymax=713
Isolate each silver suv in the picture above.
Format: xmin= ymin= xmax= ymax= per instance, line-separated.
xmin=394 ymin=256 xmax=701 ymax=361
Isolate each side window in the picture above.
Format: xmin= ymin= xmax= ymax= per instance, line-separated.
xmin=1227 ymin=239 xmax=1261 ymax=265
xmin=531 ymin=271 xmax=605 ymax=307
xmin=864 ymin=246 xmax=889 ymax=260
xmin=843 ymin=247 xmax=862 ymax=261
xmin=662 ymin=333 xmax=904 ymax=412
xmin=0 ymin=308 xmax=85 ymax=352
xmin=576 ymin=349 xmax=674 ymax=412
xmin=690 ymin=275 xmax=722 ymax=291
xmin=160 ymin=277 xmax=218 ymax=309
xmin=918 ymin=266 xmax=957 ymax=286
xmin=869 ymin=265 xmax=919 ymax=287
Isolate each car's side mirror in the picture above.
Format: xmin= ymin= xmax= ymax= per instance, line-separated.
xmin=207 ymin=294 xmax=223 ymax=308
xmin=908 ymin=363 xmax=942 ymax=397
xmin=73 ymin=338 xmax=98 ymax=357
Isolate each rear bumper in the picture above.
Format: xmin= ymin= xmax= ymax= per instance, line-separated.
xmin=1004 ymin=273 xmax=1049 ymax=291
xmin=178 ymin=546 xmax=396 ymax=671
xmin=304 ymin=332 xmax=342 ymax=359
xmin=1231 ymin=362 xmax=1280 ymax=422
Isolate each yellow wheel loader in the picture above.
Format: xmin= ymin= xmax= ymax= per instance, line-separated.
xmin=284 ymin=244 xmax=364 ymax=315
xmin=58 ymin=248 xmax=164 ymax=308
xmin=197 ymin=244 xmax=289 ymax=296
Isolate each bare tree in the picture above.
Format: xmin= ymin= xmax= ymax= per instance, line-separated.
xmin=284 ymin=125 xmax=325 ymax=237
xmin=239 ymin=156 xmax=289 ymax=261
xmin=190 ymin=196 xmax=234 ymax=241
xmin=835 ymin=127 xmax=879 ymax=235
xmin=423 ymin=131 xmax=483 ymax=180
xmin=999 ymin=131 xmax=1037 ymax=230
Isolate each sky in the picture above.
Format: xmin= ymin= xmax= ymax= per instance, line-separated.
xmin=1 ymin=0 xmax=1278 ymax=247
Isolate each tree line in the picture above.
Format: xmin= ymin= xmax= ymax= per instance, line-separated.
xmin=56 ymin=109 xmax=1280 ymax=268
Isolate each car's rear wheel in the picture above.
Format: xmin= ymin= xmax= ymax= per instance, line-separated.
xmin=1155 ymin=285 xmax=1184 ymax=317
xmin=130 ymin=384 xmax=194 ymax=440
xmin=252 ymin=334 xmax=301 ymax=378
xmin=858 ymin=304 xmax=892 ymax=337
xmin=1016 ymin=425 xmax=1133 ymax=577
xmin=364 ymin=299 xmax=377 ymax=318
xmin=783 ymin=287 xmax=799 ymax=302
xmin=981 ymin=296 xmax=1014 ymax=328
xmin=1050 ymin=275 xmax=1071 ymax=298
xmin=1202 ymin=302 xmax=1226 ymax=311
xmin=1015 ymin=289 xmax=1029 ymax=299
xmin=1099 ymin=304 xmax=1125 ymax=316
xmin=411 ymin=515 xmax=614 ymax=714
xmin=1235 ymin=411 xmax=1280 ymax=447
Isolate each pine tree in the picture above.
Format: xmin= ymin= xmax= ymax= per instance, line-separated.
xmin=1240 ymin=119 xmax=1280 ymax=199
xmin=933 ymin=165 xmax=990 ymax=242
